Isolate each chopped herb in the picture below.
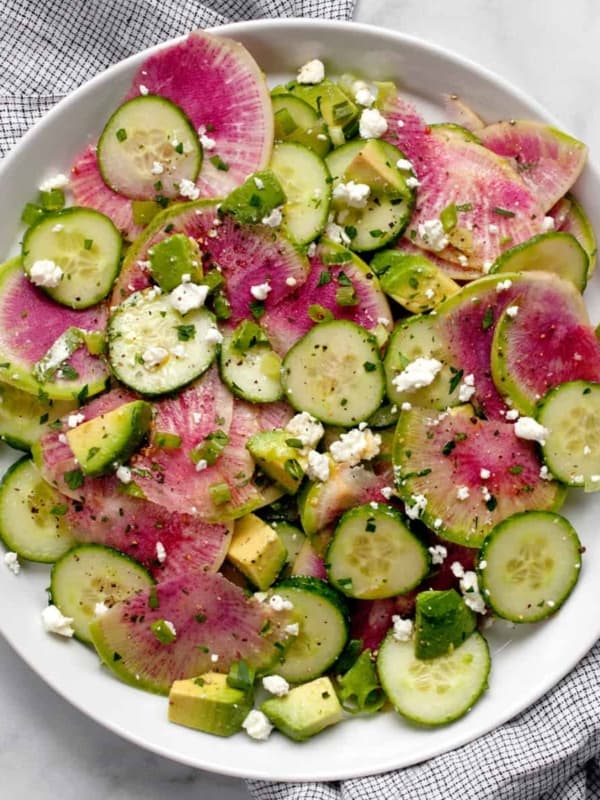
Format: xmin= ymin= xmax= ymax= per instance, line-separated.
xmin=195 ymin=614 xmax=207 ymax=623
xmin=77 ymin=384 xmax=89 ymax=404
xmin=337 ymin=271 xmax=352 ymax=287
xmin=335 ymin=286 xmax=358 ymax=306
xmin=164 ymin=223 xmax=175 ymax=233
xmin=193 ymin=677 xmax=205 ymax=687
xmin=209 ymin=481 xmax=231 ymax=506
xmin=154 ymin=431 xmax=182 ymax=449
xmin=493 ymin=206 xmax=516 ymax=218
xmin=363 ymin=361 xmax=377 ymax=372
xmin=485 ymin=495 xmax=498 ymax=511
xmin=64 ymin=469 xmax=84 ymax=490
xmin=190 ymin=429 xmax=230 ymax=466
xmin=60 ymin=364 xmax=79 ymax=380
xmin=440 ymin=203 xmax=458 ymax=232
xmin=113 ymin=652 xmax=122 ymax=662
xmin=116 ymin=128 xmax=127 ymax=142
xmin=365 ymin=518 xmax=377 ymax=533
xmin=482 ymin=306 xmax=494 ymax=331
xmin=148 ymin=586 xmax=159 ymax=609
xmin=227 ymin=659 xmax=255 ymax=692
xmin=344 ymin=225 xmax=357 ymax=240
xmin=284 ymin=458 xmax=304 ymax=482
xmin=337 ymin=577 xmax=353 ymax=587
xmin=442 ymin=440 xmax=456 ymax=456
xmin=51 ymin=504 xmax=68 ymax=516
xmin=509 ymin=465 xmax=524 ymax=475
xmin=308 ymin=304 xmax=334 ymax=323
xmin=210 ymin=154 xmax=230 ymax=171
xmin=86 ymin=446 xmax=100 ymax=462
xmin=449 ymin=368 xmax=464 ymax=394
xmin=231 ymin=320 xmax=267 ymax=351
xmin=174 ymin=141 xmax=184 ymax=154
xmin=83 ymin=238 xmax=93 ymax=250
xmin=583 ymin=387 xmax=592 ymax=395
xmin=455 ymin=203 xmax=473 ymax=212
xmin=249 ymin=299 xmax=265 ymax=319
xmin=175 ymin=324 xmax=196 ymax=341
xmin=39 ymin=413 xmax=49 ymax=425
xmin=317 ymin=270 xmax=332 ymax=286
xmin=285 ymin=437 xmax=304 ymax=449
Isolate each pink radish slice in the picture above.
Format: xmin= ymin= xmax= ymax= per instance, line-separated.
xmin=90 ymin=571 xmax=292 ymax=694
xmin=127 ymin=31 xmax=273 ymax=198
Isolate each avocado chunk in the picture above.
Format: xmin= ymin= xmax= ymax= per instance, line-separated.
xmin=246 ymin=429 xmax=307 ymax=493
xmin=148 ymin=233 xmax=203 ymax=291
xmin=373 ymin=250 xmax=460 ymax=313
xmin=414 ymin=589 xmax=477 ymax=660
xmin=168 ymin=672 xmax=253 ymax=736
xmin=220 ymin=169 xmax=287 ymax=225
xmin=227 ymin=513 xmax=287 ymax=590
xmin=66 ymin=400 xmax=152 ymax=477
xmin=261 ymin=676 xmax=343 ymax=741
xmin=336 ymin=649 xmax=385 ymax=713
xmin=343 ymin=139 xmax=409 ymax=196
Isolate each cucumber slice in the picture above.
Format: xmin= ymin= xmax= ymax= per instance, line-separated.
xmin=22 ymin=208 xmax=122 ymax=309
xmin=271 ymin=93 xmax=331 ymax=157
xmin=478 ymin=510 xmax=581 ymax=623
xmin=281 ymin=319 xmax=385 ymax=426
xmin=326 ymin=503 xmax=429 ymax=599
xmin=325 ymin=139 xmax=415 ymax=252
xmin=555 ymin=193 xmax=597 ymax=276
xmin=269 ymin=576 xmax=349 ymax=683
xmin=377 ymin=630 xmax=490 ymax=726
xmin=50 ymin=543 xmax=154 ymax=643
xmin=490 ymin=232 xmax=588 ymax=292
xmin=0 ymin=381 xmax=77 ymax=451
xmin=537 ymin=380 xmax=600 ymax=490
xmin=108 ymin=288 xmax=218 ymax=396
xmin=97 ymin=95 xmax=201 ymax=199
xmin=0 ymin=457 xmax=77 ymax=562
xmin=220 ymin=329 xmax=283 ymax=403
xmin=269 ymin=142 xmax=331 ymax=246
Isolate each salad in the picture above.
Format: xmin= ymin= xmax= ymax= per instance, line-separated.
xmin=0 ymin=28 xmax=598 ymax=743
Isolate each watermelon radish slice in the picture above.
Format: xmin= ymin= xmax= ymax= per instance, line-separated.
xmin=126 ymin=31 xmax=273 ymax=198
xmin=65 ymin=490 xmax=232 ymax=580
xmin=111 ymin=200 xmax=309 ymax=324
xmin=290 ymin=538 xmax=328 ymax=580
xmin=381 ymin=91 xmax=430 ymax=166
xmin=70 ymin=146 xmax=145 ymax=242
xmin=89 ymin=571 xmax=292 ymax=694
xmin=261 ymin=240 xmax=392 ymax=354
xmin=0 ymin=258 xmax=109 ymax=401
xmin=477 ymin=120 xmax=587 ymax=212
xmin=393 ymin=239 xmax=481 ymax=282
xmin=550 ymin=194 xmax=597 ymax=275
xmin=491 ymin=283 xmax=600 ymax=415
xmin=393 ymin=406 xmax=565 ymax=548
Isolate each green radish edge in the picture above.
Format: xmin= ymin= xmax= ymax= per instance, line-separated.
xmin=477 ymin=510 xmax=582 ymax=623
xmin=552 ymin=193 xmax=597 ymax=276
xmin=0 ymin=381 xmax=77 ymax=451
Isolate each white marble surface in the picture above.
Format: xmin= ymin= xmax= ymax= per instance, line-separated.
xmin=1 ymin=1 xmax=599 ymax=798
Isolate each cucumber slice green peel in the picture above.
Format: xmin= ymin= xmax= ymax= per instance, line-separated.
xmin=477 ymin=510 xmax=582 ymax=622
xmin=377 ymin=630 xmax=490 ymax=726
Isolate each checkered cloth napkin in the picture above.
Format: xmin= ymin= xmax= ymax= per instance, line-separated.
xmin=2 ymin=2 xmax=600 ymax=798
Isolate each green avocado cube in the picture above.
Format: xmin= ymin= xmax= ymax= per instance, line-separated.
xmin=227 ymin=513 xmax=287 ymax=590
xmin=148 ymin=233 xmax=203 ymax=291
xmin=414 ymin=589 xmax=477 ymax=660
xmin=246 ymin=429 xmax=308 ymax=494
xmin=343 ymin=139 xmax=407 ymax=196
xmin=65 ymin=400 xmax=152 ymax=477
xmin=375 ymin=251 xmax=460 ymax=313
xmin=261 ymin=676 xmax=344 ymax=741
xmin=168 ymin=672 xmax=253 ymax=736
xmin=220 ymin=169 xmax=286 ymax=225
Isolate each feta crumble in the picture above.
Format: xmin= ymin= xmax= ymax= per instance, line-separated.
xmin=195 ymin=458 xmax=208 ymax=472
xmin=456 ymin=486 xmax=470 ymax=500
xmin=542 ymin=215 xmax=555 ymax=232
xmin=250 ymin=281 xmax=272 ymax=301
xmin=405 ymin=493 xmax=427 ymax=520
xmin=66 ymin=412 xmax=85 ymax=429
xmin=406 ymin=176 xmax=421 ymax=188
xmin=29 ymin=259 xmax=63 ymax=288
xmin=505 ymin=408 xmax=519 ymax=421
xmin=391 ymin=615 xmax=413 ymax=642
xmin=41 ymin=604 xmax=75 ymax=637
xmin=242 ymin=709 xmax=273 ymax=741
xmin=359 ymin=108 xmax=388 ymax=139
xmin=261 ymin=207 xmax=283 ymax=227
xmin=418 ymin=219 xmax=449 ymax=252
xmin=269 ymin=594 xmax=294 ymax=612
xmin=253 ymin=176 xmax=264 ymax=190
xmin=514 ymin=416 xmax=548 ymax=445
xmin=94 ymin=601 xmax=109 ymax=617
xmin=3 ymin=551 xmax=20 ymax=575
xmin=156 ymin=541 xmax=167 ymax=564
xmin=540 ymin=465 xmax=552 ymax=480
xmin=381 ymin=486 xmax=394 ymax=500
xmin=458 ymin=373 xmax=476 ymax=402
xmin=39 ymin=173 xmax=69 ymax=192
xmin=262 ymin=675 xmax=290 ymax=697
xmin=428 ymin=545 xmax=447 ymax=565
xmin=332 ymin=180 xmax=370 ymax=208
xmin=284 ymin=622 xmax=300 ymax=637
xmin=307 ymin=242 xmax=317 ymax=258
xmin=306 ymin=450 xmax=330 ymax=482
xmin=480 ymin=468 xmax=491 ymax=480
xmin=459 ymin=570 xmax=487 ymax=614
xmin=330 ymin=427 xmax=381 ymax=466
xmin=285 ymin=276 xmax=297 ymax=287
xmin=352 ymin=80 xmax=377 ymax=107
xmin=199 ymin=131 xmax=216 ymax=150
xmin=204 ymin=326 xmax=223 ymax=345
xmin=169 ymin=282 xmax=209 ymax=314
xmin=505 ymin=305 xmax=519 ymax=318
xmin=178 ymin=179 xmax=200 ymax=200
xmin=324 ymin=220 xmax=351 ymax=246
xmin=142 ymin=346 xmax=169 ymax=369
xmin=139 ymin=84 xmax=149 ymax=95
xmin=151 ymin=161 xmax=164 ymax=175
xmin=297 ymin=59 xmax=325 ymax=85
xmin=396 ymin=158 xmax=413 ymax=171
xmin=496 ymin=279 xmax=512 ymax=292
xmin=450 ymin=561 xmax=465 ymax=579
xmin=285 ymin=412 xmax=324 ymax=449
xmin=116 ymin=465 xmax=132 ymax=484
xmin=392 ymin=357 xmax=442 ymax=393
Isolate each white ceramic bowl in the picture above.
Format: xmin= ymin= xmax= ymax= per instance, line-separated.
xmin=0 ymin=18 xmax=599 ymax=783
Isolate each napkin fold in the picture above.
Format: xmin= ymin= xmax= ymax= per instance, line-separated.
xmin=2 ymin=2 xmax=600 ymax=799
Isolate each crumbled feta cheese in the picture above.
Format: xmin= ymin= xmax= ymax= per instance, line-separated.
xmin=51 ymin=224 xmax=64 ymax=232
xmin=94 ymin=601 xmax=109 ymax=617
xmin=284 ymin=622 xmax=300 ymax=636
xmin=480 ymin=468 xmax=491 ymax=480
xmin=325 ymin=220 xmax=351 ymax=246
xmin=116 ymin=465 xmax=132 ymax=484
xmin=377 ymin=316 xmax=391 ymax=328
xmin=156 ymin=541 xmax=167 ymax=563
xmin=392 ymin=357 xmax=442 ymax=393
xmin=359 ymin=108 xmax=388 ymax=139
xmin=505 ymin=305 xmax=519 ymax=318
xmin=505 ymin=408 xmax=519 ymax=421
xmin=39 ymin=173 xmax=69 ymax=192
xmin=142 ymin=346 xmax=169 ymax=369
xmin=29 ymin=259 xmax=63 ymax=288
xmin=397 ymin=119 xmax=405 ymax=128
xmin=285 ymin=276 xmax=297 ymax=287
xmin=381 ymin=486 xmax=393 ymax=500
xmin=210 ymin=653 xmax=219 ymax=663
xmin=418 ymin=219 xmax=449 ymax=252
xmin=171 ymin=344 xmax=185 ymax=358
xmin=352 ymin=80 xmax=377 ymax=107
xmin=456 ymin=486 xmax=470 ymax=500
xmin=297 ymin=59 xmax=325 ymax=85
xmin=458 ymin=373 xmax=476 ymax=402
xmin=285 ymin=412 xmax=324 ymax=449
xmin=199 ymin=132 xmax=216 ymax=150
xmin=269 ymin=594 xmax=294 ymax=612
xmin=433 ymin=517 xmax=443 ymax=529
xmin=458 ymin=254 xmax=469 ymax=266
xmin=195 ymin=458 xmax=208 ymax=472
xmin=396 ymin=158 xmax=413 ymax=171
xmin=139 ymin=84 xmax=149 ymax=95
xmin=262 ymin=674 xmax=290 ymax=697
xmin=514 ymin=416 xmax=548 ymax=445
xmin=306 ymin=450 xmax=330 ymax=482
xmin=332 ymin=180 xmax=370 ymax=209
xmin=250 ymin=281 xmax=272 ymax=301
xmin=478 ymin=560 xmax=487 ymax=570
xmin=169 ymin=282 xmax=209 ymax=314
xmin=178 ymin=179 xmax=200 ymax=200
xmin=330 ymin=427 xmax=381 ymax=466
xmin=41 ymin=604 xmax=75 ymax=637
xmin=391 ymin=615 xmax=413 ymax=642
xmin=401 ymin=402 xmax=412 ymax=411
xmin=481 ymin=485 xmax=492 ymax=502
xmin=584 ymin=445 xmax=592 ymax=455
xmin=542 ymin=216 xmax=555 ymax=232
xmin=307 ymin=242 xmax=317 ymax=258
xmin=482 ymin=260 xmax=494 ymax=274
xmin=204 ymin=326 xmax=223 ymax=345
xmin=66 ymin=412 xmax=85 ymax=428
xmin=405 ymin=493 xmax=427 ymax=520
xmin=3 ymin=551 xmax=20 ymax=575
xmin=151 ymin=161 xmax=164 ymax=175
xmin=459 ymin=571 xmax=487 ymax=614
xmin=428 ymin=545 xmax=447 ymax=565
xmin=496 ymin=279 xmax=512 ymax=292
xmin=242 ymin=709 xmax=273 ymax=741
xmin=192 ymin=412 xmax=203 ymax=425
xmin=540 ymin=465 xmax=552 ymax=480
xmin=450 ymin=561 xmax=465 ymax=578
xmin=261 ymin=207 xmax=283 ymax=227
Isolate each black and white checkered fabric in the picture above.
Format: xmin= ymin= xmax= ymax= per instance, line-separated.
xmin=2 ymin=3 xmax=600 ymax=799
